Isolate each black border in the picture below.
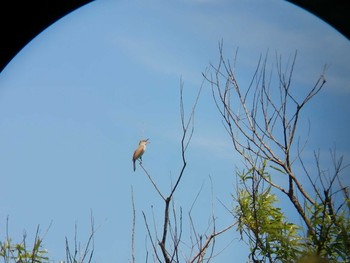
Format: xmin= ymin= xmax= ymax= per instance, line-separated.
xmin=0 ymin=1 xmax=348 ymax=73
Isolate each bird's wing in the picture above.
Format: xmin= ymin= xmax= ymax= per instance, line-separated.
xmin=133 ymin=146 xmax=144 ymax=161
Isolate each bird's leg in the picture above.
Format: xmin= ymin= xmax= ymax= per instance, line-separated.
xmin=139 ymin=156 xmax=143 ymax=164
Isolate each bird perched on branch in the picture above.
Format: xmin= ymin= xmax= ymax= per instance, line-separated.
xmin=132 ymin=139 xmax=150 ymax=171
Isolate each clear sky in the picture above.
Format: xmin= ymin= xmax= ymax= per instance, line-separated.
xmin=1 ymin=0 xmax=349 ymax=262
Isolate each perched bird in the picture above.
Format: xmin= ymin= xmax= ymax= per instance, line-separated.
xmin=132 ymin=139 xmax=150 ymax=171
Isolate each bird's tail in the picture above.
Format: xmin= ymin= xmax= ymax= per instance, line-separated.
xmin=133 ymin=160 xmax=136 ymax=172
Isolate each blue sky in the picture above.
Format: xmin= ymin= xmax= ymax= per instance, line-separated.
xmin=0 ymin=0 xmax=349 ymax=262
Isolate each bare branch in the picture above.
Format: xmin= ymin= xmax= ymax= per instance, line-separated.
xmin=189 ymin=223 xmax=235 ymax=263
xmin=142 ymin=211 xmax=162 ymax=263
xmin=65 ymin=213 xmax=95 ymax=263
xmin=140 ymin=162 xmax=166 ymax=201
xmin=130 ymin=187 xmax=136 ymax=263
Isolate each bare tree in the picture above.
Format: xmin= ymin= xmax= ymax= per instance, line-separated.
xmin=133 ymin=79 xmax=235 ymax=263
xmin=204 ymin=43 xmax=349 ymax=262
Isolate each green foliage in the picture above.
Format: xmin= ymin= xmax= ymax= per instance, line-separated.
xmin=306 ymin=198 xmax=350 ymax=262
xmin=235 ymin=170 xmax=302 ymax=262
xmin=0 ymin=234 xmax=49 ymax=263
xmin=234 ymin=166 xmax=350 ymax=263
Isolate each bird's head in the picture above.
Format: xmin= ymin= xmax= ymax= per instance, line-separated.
xmin=139 ymin=138 xmax=150 ymax=145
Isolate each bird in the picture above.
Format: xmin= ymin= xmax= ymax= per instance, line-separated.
xmin=132 ymin=139 xmax=150 ymax=171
